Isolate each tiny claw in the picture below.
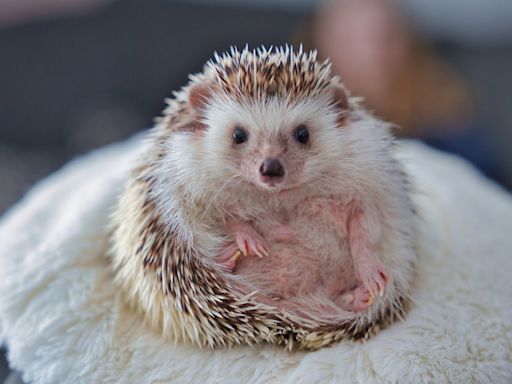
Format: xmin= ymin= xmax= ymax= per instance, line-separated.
xmin=230 ymin=250 xmax=241 ymax=264
xmin=256 ymin=244 xmax=267 ymax=258
xmin=367 ymin=295 xmax=374 ymax=306
xmin=239 ymin=242 xmax=248 ymax=257
xmin=379 ymin=287 xmax=384 ymax=297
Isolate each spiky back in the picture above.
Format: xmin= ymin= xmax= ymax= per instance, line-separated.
xmin=198 ymin=46 xmax=338 ymax=102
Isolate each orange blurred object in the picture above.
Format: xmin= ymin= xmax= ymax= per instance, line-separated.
xmin=312 ymin=0 xmax=472 ymax=137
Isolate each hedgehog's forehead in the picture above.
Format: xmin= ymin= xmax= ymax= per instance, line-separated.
xmin=204 ymin=51 xmax=335 ymax=103
xmin=205 ymin=90 xmax=336 ymax=140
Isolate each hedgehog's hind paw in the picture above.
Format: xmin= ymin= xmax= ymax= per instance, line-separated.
xmin=336 ymin=286 xmax=373 ymax=312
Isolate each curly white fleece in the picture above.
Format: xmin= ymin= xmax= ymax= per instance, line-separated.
xmin=0 ymin=136 xmax=511 ymax=384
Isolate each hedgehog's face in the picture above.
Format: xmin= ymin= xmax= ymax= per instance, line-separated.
xmin=188 ymin=82 xmax=349 ymax=193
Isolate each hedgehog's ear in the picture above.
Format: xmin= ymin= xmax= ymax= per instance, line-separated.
xmin=330 ymin=84 xmax=350 ymax=127
xmin=187 ymin=82 xmax=213 ymax=131
xmin=188 ymin=83 xmax=212 ymax=115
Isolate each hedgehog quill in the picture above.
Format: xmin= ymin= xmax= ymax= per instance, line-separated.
xmin=110 ymin=46 xmax=418 ymax=350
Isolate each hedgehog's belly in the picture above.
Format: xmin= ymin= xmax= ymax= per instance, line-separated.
xmin=234 ymin=241 xmax=320 ymax=297
xmin=234 ymin=202 xmax=356 ymax=301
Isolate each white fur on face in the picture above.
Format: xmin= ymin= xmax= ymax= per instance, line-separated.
xmin=197 ymin=92 xmax=350 ymax=193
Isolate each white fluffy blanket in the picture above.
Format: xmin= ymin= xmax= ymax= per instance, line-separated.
xmin=0 ymin=136 xmax=511 ymax=384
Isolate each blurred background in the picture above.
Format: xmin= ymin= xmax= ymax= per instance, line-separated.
xmin=0 ymin=0 xmax=511 ymax=381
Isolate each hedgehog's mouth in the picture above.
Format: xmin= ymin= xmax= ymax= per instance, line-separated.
xmin=254 ymin=179 xmax=304 ymax=196
xmin=250 ymin=173 xmax=308 ymax=194
xmin=259 ymin=174 xmax=285 ymax=189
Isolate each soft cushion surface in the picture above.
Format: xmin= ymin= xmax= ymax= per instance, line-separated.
xmin=0 ymin=136 xmax=511 ymax=384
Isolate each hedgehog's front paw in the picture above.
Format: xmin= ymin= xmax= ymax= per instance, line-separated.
xmin=356 ymin=255 xmax=388 ymax=299
xmin=233 ymin=228 xmax=269 ymax=258
xmin=226 ymin=219 xmax=269 ymax=258
xmin=217 ymin=243 xmax=242 ymax=272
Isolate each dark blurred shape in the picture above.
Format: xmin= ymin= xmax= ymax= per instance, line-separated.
xmin=395 ymin=0 xmax=512 ymax=46
xmin=0 ymin=0 xmax=113 ymax=27
xmin=0 ymin=349 xmax=8 ymax=384
xmin=0 ymin=0 xmax=303 ymax=148
xmin=3 ymin=372 xmax=23 ymax=384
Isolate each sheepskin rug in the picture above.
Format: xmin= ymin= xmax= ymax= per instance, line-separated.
xmin=0 ymin=135 xmax=511 ymax=384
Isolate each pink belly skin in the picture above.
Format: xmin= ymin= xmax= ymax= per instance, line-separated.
xmin=233 ymin=196 xmax=356 ymax=302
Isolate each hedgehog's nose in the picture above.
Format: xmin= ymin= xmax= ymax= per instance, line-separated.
xmin=259 ymin=158 xmax=285 ymax=178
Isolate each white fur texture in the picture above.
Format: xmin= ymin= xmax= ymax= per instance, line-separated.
xmin=0 ymin=135 xmax=511 ymax=384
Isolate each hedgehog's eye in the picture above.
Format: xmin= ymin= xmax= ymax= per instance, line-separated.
xmin=232 ymin=126 xmax=248 ymax=144
xmin=294 ymin=125 xmax=310 ymax=144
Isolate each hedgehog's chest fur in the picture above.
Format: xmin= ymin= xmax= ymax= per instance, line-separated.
xmin=228 ymin=194 xmax=357 ymax=302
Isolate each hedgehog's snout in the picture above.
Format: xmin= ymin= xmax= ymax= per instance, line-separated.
xmin=260 ymin=158 xmax=284 ymax=177
xmin=259 ymin=158 xmax=285 ymax=186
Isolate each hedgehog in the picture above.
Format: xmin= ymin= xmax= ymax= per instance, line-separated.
xmin=109 ymin=46 xmax=418 ymax=350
